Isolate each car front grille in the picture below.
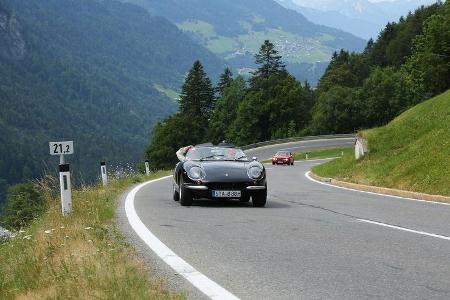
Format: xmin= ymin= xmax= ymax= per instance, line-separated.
xmin=207 ymin=182 xmax=248 ymax=190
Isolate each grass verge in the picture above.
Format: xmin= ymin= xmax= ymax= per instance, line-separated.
xmin=313 ymin=89 xmax=450 ymax=197
xmin=0 ymin=171 xmax=182 ymax=299
xmin=263 ymin=146 xmax=352 ymax=163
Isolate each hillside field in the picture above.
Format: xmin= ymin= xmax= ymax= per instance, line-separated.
xmin=313 ymin=89 xmax=450 ymax=196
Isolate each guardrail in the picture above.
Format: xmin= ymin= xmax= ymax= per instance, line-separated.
xmin=241 ymin=134 xmax=356 ymax=150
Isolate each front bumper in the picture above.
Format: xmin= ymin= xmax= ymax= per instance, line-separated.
xmin=273 ymin=159 xmax=290 ymax=164
xmin=184 ymin=181 xmax=266 ymax=199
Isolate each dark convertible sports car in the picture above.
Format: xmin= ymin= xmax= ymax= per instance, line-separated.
xmin=173 ymin=144 xmax=267 ymax=207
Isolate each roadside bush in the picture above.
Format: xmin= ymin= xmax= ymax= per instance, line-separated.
xmin=1 ymin=182 xmax=46 ymax=230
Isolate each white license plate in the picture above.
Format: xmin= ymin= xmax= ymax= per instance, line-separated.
xmin=212 ymin=190 xmax=241 ymax=198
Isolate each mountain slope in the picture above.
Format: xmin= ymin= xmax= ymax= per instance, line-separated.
xmin=314 ymin=89 xmax=450 ymax=196
xmin=277 ymin=0 xmax=436 ymax=39
xmin=125 ymin=0 xmax=366 ymax=84
xmin=0 ymin=0 xmax=224 ymax=203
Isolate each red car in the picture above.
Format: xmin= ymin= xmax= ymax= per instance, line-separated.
xmin=272 ymin=151 xmax=294 ymax=165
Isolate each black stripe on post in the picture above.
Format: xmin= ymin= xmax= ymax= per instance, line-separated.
xmin=101 ymin=161 xmax=106 ymax=166
xmin=145 ymin=160 xmax=149 ymax=163
xmin=59 ymin=164 xmax=70 ymax=172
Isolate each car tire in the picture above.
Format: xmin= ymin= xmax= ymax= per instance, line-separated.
xmin=291 ymin=161 xmax=294 ymax=166
xmin=252 ymin=189 xmax=267 ymax=207
xmin=173 ymin=183 xmax=179 ymax=201
xmin=272 ymin=162 xmax=275 ymax=165
xmin=240 ymin=195 xmax=250 ymax=203
xmin=179 ymin=177 xmax=193 ymax=206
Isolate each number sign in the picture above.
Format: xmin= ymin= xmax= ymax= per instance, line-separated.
xmin=49 ymin=141 xmax=74 ymax=155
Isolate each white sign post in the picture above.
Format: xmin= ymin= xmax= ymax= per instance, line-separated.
xmin=101 ymin=162 xmax=108 ymax=186
xmin=49 ymin=141 xmax=74 ymax=215
xmin=145 ymin=160 xmax=150 ymax=176
xmin=59 ymin=164 xmax=72 ymax=215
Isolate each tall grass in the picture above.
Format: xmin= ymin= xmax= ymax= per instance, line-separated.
xmin=0 ymin=171 xmax=181 ymax=299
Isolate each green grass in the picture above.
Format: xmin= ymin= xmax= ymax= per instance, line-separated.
xmin=314 ymin=89 xmax=450 ymax=196
xmin=177 ymin=20 xmax=216 ymax=39
xmin=207 ymin=36 xmax=238 ymax=54
xmin=293 ymin=147 xmax=352 ymax=161
xmin=0 ymin=171 xmax=181 ymax=299
xmin=262 ymin=146 xmax=351 ymax=163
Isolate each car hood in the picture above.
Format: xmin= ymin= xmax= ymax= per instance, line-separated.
xmin=198 ymin=161 xmax=253 ymax=182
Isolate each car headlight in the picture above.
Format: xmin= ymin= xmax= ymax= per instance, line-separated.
xmin=187 ymin=166 xmax=206 ymax=180
xmin=247 ymin=166 xmax=263 ymax=180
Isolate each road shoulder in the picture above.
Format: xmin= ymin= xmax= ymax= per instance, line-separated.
xmin=115 ymin=182 xmax=208 ymax=300
xmin=308 ymin=171 xmax=450 ymax=204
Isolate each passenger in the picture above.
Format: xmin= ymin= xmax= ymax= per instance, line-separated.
xmin=176 ymin=145 xmax=193 ymax=161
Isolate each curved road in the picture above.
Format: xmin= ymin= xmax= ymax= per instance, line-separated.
xmin=119 ymin=138 xmax=450 ymax=299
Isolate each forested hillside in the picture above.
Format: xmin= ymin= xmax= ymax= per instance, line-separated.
xmin=0 ymin=0 xmax=224 ymax=204
xmin=125 ymin=0 xmax=366 ymax=85
xmin=276 ymin=0 xmax=435 ymax=39
xmin=311 ymin=1 xmax=449 ymax=134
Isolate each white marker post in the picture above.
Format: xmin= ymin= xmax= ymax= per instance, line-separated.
xmin=49 ymin=141 xmax=74 ymax=216
xmin=306 ymin=154 xmax=309 ymax=160
xmin=101 ymin=162 xmax=108 ymax=186
xmin=59 ymin=164 xmax=72 ymax=215
xmin=145 ymin=160 xmax=150 ymax=176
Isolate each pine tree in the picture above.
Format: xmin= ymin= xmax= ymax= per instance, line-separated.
xmin=179 ymin=61 xmax=215 ymax=120
xmin=216 ymin=67 xmax=233 ymax=96
xmin=253 ymin=40 xmax=285 ymax=79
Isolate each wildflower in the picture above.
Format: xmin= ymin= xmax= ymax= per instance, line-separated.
xmin=60 ymin=226 xmax=65 ymax=229
xmin=88 ymin=240 xmax=93 ymax=243
xmin=44 ymin=230 xmax=52 ymax=234
xmin=84 ymin=227 xmax=92 ymax=230
xmin=23 ymin=235 xmax=32 ymax=240
xmin=51 ymin=229 xmax=56 ymax=231
xmin=64 ymin=235 xmax=69 ymax=239
xmin=19 ymin=230 xmax=26 ymax=233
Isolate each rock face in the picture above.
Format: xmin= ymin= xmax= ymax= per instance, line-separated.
xmin=0 ymin=226 xmax=11 ymax=238
xmin=0 ymin=10 xmax=26 ymax=60
xmin=355 ymin=136 xmax=369 ymax=160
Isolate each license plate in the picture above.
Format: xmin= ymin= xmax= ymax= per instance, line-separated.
xmin=212 ymin=190 xmax=241 ymax=198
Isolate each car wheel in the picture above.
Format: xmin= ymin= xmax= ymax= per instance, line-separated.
xmin=173 ymin=182 xmax=179 ymax=201
xmin=252 ymin=189 xmax=267 ymax=207
xmin=272 ymin=162 xmax=275 ymax=165
xmin=179 ymin=177 xmax=193 ymax=206
xmin=291 ymin=161 xmax=294 ymax=166
xmin=240 ymin=195 xmax=250 ymax=203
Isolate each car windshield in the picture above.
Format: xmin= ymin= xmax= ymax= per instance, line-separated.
xmin=186 ymin=146 xmax=248 ymax=161
xmin=276 ymin=151 xmax=290 ymax=156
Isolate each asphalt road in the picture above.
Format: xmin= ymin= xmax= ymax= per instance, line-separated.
xmin=120 ymin=139 xmax=450 ymax=299
xmin=244 ymin=137 xmax=355 ymax=160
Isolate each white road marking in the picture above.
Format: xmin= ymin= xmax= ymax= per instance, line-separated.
xmin=125 ymin=176 xmax=240 ymax=300
xmin=358 ymin=219 xmax=450 ymax=241
xmin=305 ymin=171 xmax=450 ymax=207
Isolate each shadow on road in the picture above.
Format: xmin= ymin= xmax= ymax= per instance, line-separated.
xmin=189 ymin=198 xmax=291 ymax=208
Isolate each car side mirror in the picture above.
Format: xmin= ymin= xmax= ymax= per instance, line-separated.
xmin=252 ymin=157 xmax=257 ymax=161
